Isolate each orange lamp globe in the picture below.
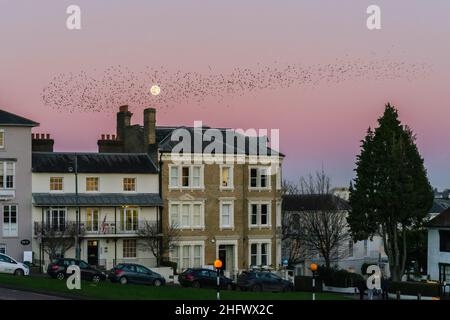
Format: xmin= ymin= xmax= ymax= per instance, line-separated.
xmin=214 ymin=259 xmax=223 ymax=269
xmin=310 ymin=263 xmax=318 ymax=272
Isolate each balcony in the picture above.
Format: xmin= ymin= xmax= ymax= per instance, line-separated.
xmin=34 ymin=220 xmax=161 ymax=237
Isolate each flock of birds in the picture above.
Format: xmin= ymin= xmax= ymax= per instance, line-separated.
xmin=42 ymin=58 xmax=431 ymax=113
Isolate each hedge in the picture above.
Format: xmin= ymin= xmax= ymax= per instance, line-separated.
xmin=388 ymin=281 xmax=441 ymax=297
xmin=294 ymin=276 xmax=323 ymax=292
xmin=317 ymin=266 xmax=363 ymax=288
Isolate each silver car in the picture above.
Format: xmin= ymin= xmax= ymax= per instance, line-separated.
xmin=0 ymin=253 xmax=29 ymax=276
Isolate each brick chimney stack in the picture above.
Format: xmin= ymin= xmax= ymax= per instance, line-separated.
xmin=116 ymin=105 xmax=132 ymax=141
xmin=144 ymin=108 xmax=156 ymax=146
xmin=32 ymin=133 xmax=54 ymax=152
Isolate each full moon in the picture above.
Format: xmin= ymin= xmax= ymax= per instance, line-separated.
xmin=150 ymin=85 xmax=161 ymax=96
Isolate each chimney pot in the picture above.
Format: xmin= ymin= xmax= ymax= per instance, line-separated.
xmin=106 ymin=134 xmax=110 ymax=140
xmin=101 ymin=134 xmax=105 ymax=140
xmin=112 ymin=134 xmax=116 ymax=140
xmin=32 ymin=133 xmax=35 ymax=139
xmin=40 ymin=133 xmax=45 ymax=139
xmin=46 ymin=134 xmax=50 ymax=139
xmin=119 ymin=105 xmax=129 ymax=112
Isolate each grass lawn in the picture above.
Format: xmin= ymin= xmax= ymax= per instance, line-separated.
xmin=0 ymin=274 xmax=348 ymax=300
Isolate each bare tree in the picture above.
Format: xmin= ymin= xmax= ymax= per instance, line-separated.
xmin=283 ymin=170 xmax=350 ymax=268
xmin=137 ymin=221 xmax=180 ymax=267
xmin=35 ymin=221 xmax=82 ymax=261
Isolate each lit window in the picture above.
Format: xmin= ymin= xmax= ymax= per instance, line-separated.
xmin=123 ymin=178 xmax=136 ymax=191
xmin=86 ymin=208 xmax=99 ymax=232
xmin=0 ymin=130 xmax=4 ymax=149
xmin=86 ymin=177 xmax=99 ymax=192
xmin=120 ymin=208 xmax=138 ymax=231
xmin=50 ymin=177 xmax=63 ymax=191
xmin=221 ymin=166 xmax=233 ymax=189
xmin=123 ymin=239 xmax=136 ymax=258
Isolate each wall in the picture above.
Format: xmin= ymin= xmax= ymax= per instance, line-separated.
xmin=0 ymin=126 xmax=33 ymax=261
xmin=428 ymin=228 xmax=450 ymax=280
xmin=32 ymin=173 xmax=158 ymax=194
xmin=160 ymin=154 xmax=282 ymax=272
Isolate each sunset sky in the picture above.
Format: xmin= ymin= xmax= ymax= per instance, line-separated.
xmin=1 ymin=0 xmax=450 ymax=189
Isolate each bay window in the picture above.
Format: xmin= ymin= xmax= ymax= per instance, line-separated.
xmin=169 ymin=202 xmax=204 ymax=229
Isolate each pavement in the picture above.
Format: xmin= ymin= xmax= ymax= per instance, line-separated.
xmin=0 ymin=287 xmax=69 ymax=300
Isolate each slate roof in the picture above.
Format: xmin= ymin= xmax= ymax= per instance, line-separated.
xmin=155 ymin=126 xmax=284 ymax=157
xmin=0 ymin=109 xmax=39 ymax=127
xmin=429 ymin=199 xmax=450 ymax=214
xmin=32 ymin=152 xmax=158 ymax=173
xmin=428 ymin=208 xmax=450 ymax=228
xmin=282 ymin=194 xmax=351 ymax=211
xmin=33 ymin=193 xmax=162 ymax=207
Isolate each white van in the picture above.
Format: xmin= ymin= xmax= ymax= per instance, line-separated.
xmin=0 ymin=253 xmax=29 ymax=276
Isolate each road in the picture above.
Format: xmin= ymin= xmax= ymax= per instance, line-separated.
xmin=0 ymin=287 xmax=69 ymax=300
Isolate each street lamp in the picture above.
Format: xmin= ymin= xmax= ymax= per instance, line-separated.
xmin=310 ymin=263 xmax=318 ymax=301
xmin=69 ymin=154 xmax=80 ymax=260
xmin=214 ymin=259 xmax=223 ymax=301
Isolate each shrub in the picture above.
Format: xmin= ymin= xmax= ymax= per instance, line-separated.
xmin=294 ymin=276 xmax=323 ymax=292
xmin=388 ymin=281 xmax=440 ymax=297
xmin=160 ymin=260 xmax=178 ymax=273
xmin=317 ymin=265 xmax=363 ymax=288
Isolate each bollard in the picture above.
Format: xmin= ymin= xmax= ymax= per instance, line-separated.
xmin=396 ymin=291 xmax=401 ymax=300
xmin=417 ymin=293 xmax=421 ymax=300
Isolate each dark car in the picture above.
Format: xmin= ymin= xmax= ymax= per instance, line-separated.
xmin=109 ymin=263 xmax=166 ymax=286
xmin=178 ymin=268 xmax=235 ymax=290
xmin=237 ymin=271 xmax=293 ymax=292
xmin=47 ymin=258 xmax=107 ymax=283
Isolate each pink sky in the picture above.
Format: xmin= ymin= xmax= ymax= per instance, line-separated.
xmin=1 ymin=0 xmax=450 ymax=188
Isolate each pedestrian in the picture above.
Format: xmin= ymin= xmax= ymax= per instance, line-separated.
xmin=357 ymin=277 xmax=366 ymax=300
xmin=381 ymin=274 xmax=390 ymax=300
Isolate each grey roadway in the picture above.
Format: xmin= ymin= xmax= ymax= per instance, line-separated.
xmin=0 ymin=287 xmax=69 ymax=300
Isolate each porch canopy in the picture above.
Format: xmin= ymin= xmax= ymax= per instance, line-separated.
xmin=32 ymin=193 xmax=162 ymax=207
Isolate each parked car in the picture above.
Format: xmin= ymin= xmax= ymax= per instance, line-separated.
xmin=47 ymin=258 xmax=107 ymax=283
xmin=178 ymin=268 xmax=235 ymax=290
xmin=237 ymin=271 xmax=293 ymax=292
xmin=109 ymin=263 xmax=166 ymax=286
xmin=0 ymin=253 xmax=29 ymax=276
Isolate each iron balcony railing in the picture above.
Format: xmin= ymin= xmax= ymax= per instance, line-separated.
xmin=34 ymin=220 xmax=161 ymax=236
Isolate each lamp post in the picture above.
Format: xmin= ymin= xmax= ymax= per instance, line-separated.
xmin=310 ymin=263 xmax=318 ymax=301
xmin=214 ymin=259 xmax=223 ymax=301
xmin=69 ymin=154 xmax=80 ymax=260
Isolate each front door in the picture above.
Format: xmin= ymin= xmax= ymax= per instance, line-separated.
xmin=218 ymin=245 xmax=235 ymax=275
xmin=87 ymin=240 xmax=99 ymax=266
